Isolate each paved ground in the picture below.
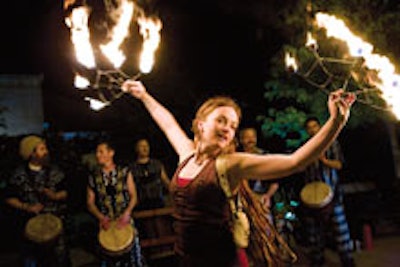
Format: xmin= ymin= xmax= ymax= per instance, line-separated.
xmin=292 ymin=235 xmax=400 ymax=267
xmin=1 ymin=233 xmax=399 ymax=267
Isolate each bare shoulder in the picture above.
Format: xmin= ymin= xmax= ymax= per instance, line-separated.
xmin=220 ymin=153 xmax=246 ymax=191
xmin=178 ymin=148 xmax=196 ymax=165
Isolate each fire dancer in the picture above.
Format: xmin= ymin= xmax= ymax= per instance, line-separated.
xmin=122 ymin=80 xmax=355 ymax=267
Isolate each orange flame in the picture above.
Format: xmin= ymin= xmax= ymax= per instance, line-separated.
xmin=305 ymin=32 xmax=318 ymax=50
xmin=64 ymin=0 xmax=77 ymax=10
xmin=65 ymin=6 xmax=96 ymax=69
xmin=137 ymin=16 xmax=162 ymax=73
xmin=100 ymin=0 xmax=135 ymax=68
xmin=74 ymin=75 xmax=90 ymax=89
xmin=285 ymin=52 xmax=298 ymax=72
xmin=315 ymin=12 xmax=400 ymax=119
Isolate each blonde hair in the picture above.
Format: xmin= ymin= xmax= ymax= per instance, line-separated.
xmin=191 ymin=96 xmax=242 ymax=137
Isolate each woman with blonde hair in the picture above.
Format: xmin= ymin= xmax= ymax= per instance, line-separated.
xmin=122 ymin=80 xmax=355 ymax=267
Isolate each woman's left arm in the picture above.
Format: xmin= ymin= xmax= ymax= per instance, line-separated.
xmin=227 ymin=89 xmax=355 ymax=183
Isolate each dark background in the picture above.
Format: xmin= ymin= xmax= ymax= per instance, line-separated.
xmin=1 ymin=0 xmax=399 ymax=187
xmin=1 ymin=2 xmax=400 ymax=266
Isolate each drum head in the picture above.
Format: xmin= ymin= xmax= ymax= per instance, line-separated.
xmin=98 ymin=222 xmax=134 ymax=254
xmin=300 ymin=181 xmax=333 ymax=208
xmin=25 ymin=213 xmax=63 ymax=243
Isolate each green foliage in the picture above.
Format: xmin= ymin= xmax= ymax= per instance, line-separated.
xmin=259 ymin=76 xmax=328 ymax=149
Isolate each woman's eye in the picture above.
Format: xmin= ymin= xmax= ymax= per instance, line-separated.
xmin=216 ymin=117 xmax=225 ymax=124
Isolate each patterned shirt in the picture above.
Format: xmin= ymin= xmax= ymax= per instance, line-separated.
xmin=6 ymin=164 xmax=67 ymax=216
xmin=88 ymin=166 xmax=131 ymax=219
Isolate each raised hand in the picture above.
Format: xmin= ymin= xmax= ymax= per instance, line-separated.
xmin=328 ymin=89 xmax=356 ymax=124
xmin=121 ymin=80 xmax=147 ymax=100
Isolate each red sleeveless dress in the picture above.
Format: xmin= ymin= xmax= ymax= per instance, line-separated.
xmin=170 ymin=155 xmax=248 ymax=267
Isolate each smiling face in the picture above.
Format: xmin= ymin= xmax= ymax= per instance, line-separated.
xmin=239 ymin=128 xmax=258 ymax=153
xmin=198 ymin=106 xmax=239 ymax=149
xmin=96 ymin=143 xmax=115 ymax=166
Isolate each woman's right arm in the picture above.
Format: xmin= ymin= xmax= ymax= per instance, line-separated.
xmin=122 ymin=80 xmax=194 ymax=160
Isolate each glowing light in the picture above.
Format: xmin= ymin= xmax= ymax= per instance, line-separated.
xmin=137 ymin=16 xmax=162 ymax=73
xmin=315 ymin=12 xmax=400 ymax=119
xmin=305 ymin=32 xmax=318 ymax=50
xmin=84 ymin=97 xmax=109 ymax=111
xmin=65 ymin=1 xmax=162 ymax=110
xmin=100 ymin=0 xmax=135 ymax=68
xmin=65 ymin=6 xmax=96 ymax=69
xmin=74 ymin=75 xmax=90 ymax=89
xmin=285 ymin=52 xmax=298 ymax=72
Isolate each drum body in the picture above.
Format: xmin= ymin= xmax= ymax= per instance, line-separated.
xmin=300 ymin=181 xmax=334 ymax=216
xmin=25 ymin=213 xmax=63 ymax=246
xmin=98 ymin=221 xmax=135 ymax=257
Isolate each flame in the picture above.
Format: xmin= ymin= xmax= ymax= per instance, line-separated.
xmin=137 ymin=16 xmax=162 ymax=73
xmin=65 ymin=1 xmax=162 ymax=110
xmin=64 ymin=0 xmax=77 ymax=10
xmin=65 ymin=6 xmax=96 ymax=69
xmin=306 ymin=32 xmax=318 ymax=49
xmin=74 ymin=74 xmax=90 ymax=89
xmin=84 ymin=97 xmax=109 ymax=111
xmin=100 ymin=0 xmax=135 ymax=68
xmin=285 ymin=52 xmax=298 ymax=72
xmin=315 ymin=12 xmax=400 ymax=118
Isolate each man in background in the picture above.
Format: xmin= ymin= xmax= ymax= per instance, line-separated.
xmin=239 ymin=127 xmax=279 ymax=217
xmin=5 ymin=135 xmax=70 ymax=267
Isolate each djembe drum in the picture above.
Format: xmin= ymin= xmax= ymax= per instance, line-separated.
xmin=25 ymin=213 xmax=63 ymax=246
xmin=300 ymin=181 xmax=334 ymax=217
xmin=98 ymin=221 xmax=135 ymax=257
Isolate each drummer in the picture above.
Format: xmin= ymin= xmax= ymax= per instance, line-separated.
xmin=86 ymin=140 xmax=145 ymax=267
xmin=300 ymin=117 xmax=354 ymax=267
xmin=4 ymin=135 xmax=70 ymax=267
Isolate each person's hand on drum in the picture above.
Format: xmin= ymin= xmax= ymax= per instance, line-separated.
xmin=117 ymin=211 xmax=131 ymax=229
xmin=100 ymin=216 xmax=111 ymax=230
xmin=42 ymin=188 xmax=59 ymax=201
xmin=26 ymin=203 xmax=44 ymax=214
